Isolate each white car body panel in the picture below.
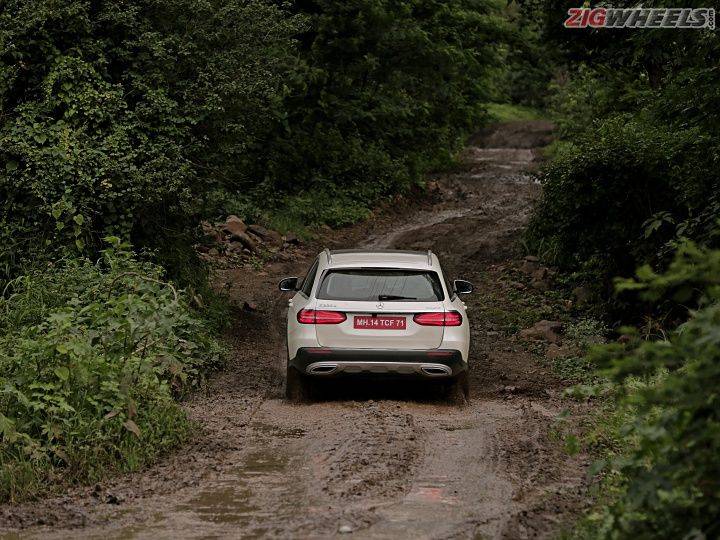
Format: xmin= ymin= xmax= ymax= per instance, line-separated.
xmin=286 ymin=250 xmax=471 ymax=364
xmin=315 ymin=300 xmax=445 ymax=350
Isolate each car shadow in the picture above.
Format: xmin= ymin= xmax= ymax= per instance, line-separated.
xmin=306 ymin=377 xmax=455 ymax=404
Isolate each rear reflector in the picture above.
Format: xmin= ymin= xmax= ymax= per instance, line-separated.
xmin=413 ymin=311 xmax=462 ymax=327
xmin=297 ymin=309 xmax=347 ymax=324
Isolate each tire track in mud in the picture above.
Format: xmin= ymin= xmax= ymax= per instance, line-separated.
xmin=0 ymin=121 xmax=591 ymax=540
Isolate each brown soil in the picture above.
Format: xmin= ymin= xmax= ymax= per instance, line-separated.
xmin=0 ymin=120 xmax=592 ymax=540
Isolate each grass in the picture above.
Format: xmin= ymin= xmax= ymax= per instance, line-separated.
xmin=551 ymin=354 xmax=598 ymax=383
xmin=539 ymin=139 xmax=576 ymax=161
xmin=484 ymin=102 xmax=546 ymax=123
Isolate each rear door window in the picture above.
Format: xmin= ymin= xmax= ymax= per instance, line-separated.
xmin=300 ymin=259 xmax=319 ymax=296
xmin=317 ymin=269 xmax=444 ymax=301
xmin=439 ymin=263 xmax=455 ymax=299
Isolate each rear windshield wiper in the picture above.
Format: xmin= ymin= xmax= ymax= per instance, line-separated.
xmin=378 ymin=294 xmax=417 ymax=301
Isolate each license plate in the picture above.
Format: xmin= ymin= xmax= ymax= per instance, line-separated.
xmin=354 ymin=315 xmax=406 ymax=330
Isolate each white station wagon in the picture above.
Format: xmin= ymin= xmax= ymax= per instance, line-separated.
xmin=279 ymin=249 xmax=473 ymax=402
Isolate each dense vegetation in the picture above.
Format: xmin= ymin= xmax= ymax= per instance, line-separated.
xmin=1 ymin=0 xmax=303 ymax=287
xmin=525 ymin=0 xmax=719 ymax=299
xmin=586 ymin=244 xmax=720 ymax=538
xmin=0 ymin=0 xmax=507 ymax=500
xmin=1 ymin=0 xmax=504 ymax=284
xmin=517 ymin=1 xmax=720 ymax=537
xmin=0 ymin=239 xmax=223 ymax=501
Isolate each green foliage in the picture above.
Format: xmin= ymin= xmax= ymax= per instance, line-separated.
xmin=579 ymin=244 xmax=720 ymax=538
xmin=484 ymin=102 xmax=545 ymax=123
xmin=615 ymin=242 xmax=720 ymax=307
xmin=565 ymin=317 xmax=608 ymax=348
xmin=257 ymin=0 xmax=504 ymax=218
xmin=527 ymin=116 xmax=714 ymax=280
xmin=1 ymin=0 xmax=505 ymax=284
xmin=525 ymin=2 xmax=720 ymax=299
xmin=0 ymin=240 xmax=223 ymax=502
xmin=490 ymin=0 xmax=560 ymax=108
xmin=547 ymin=318 xmax=607 ymax=384
xmin=0 ymin=0 xmax=302 ymax=282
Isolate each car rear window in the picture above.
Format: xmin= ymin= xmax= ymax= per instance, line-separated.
xmin=317 ymin=269 xmax=444 ymax=301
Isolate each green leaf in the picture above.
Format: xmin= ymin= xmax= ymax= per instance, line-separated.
xmin=54 ymin=366 xmax=69 ymax=381
xmin=5 ymin=160 xmax=18 ymax=172
xmin=73 ymin=214 xmax=84 ymax=226
xmin=0 ymin=413 xmax=17 ymax=441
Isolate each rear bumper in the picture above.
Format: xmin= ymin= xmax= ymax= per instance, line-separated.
xmin=290 ymin=347 xmax=466 ymax=378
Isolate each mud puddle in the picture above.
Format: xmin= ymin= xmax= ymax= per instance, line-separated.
xmin=174 ymin=451 xmax=294 ymax=528
xmin=0 ymin=121 xmax=591 ymax=539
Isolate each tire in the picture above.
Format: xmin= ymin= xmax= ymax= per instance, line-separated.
xmin=445 ymin=371 xmax=469 ymax=406
xmin=285 ymin=366 xmax=315 ymax=403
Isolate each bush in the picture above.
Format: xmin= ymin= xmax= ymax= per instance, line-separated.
xmin=584 ymin=243 xmax=720 ymax=538
xmin=524 ymin=1 xmax=720 ymax=302
xmin=0 ymin=0 xmax=302 ymax=282
xmin=526 ymin=116 xmax=715 ymax=287
xmin=491 ymin=0 xmax=559 ymax=108
xmin=254 ymin=0 xmax=505 ymax=215
xmin=1 ymin=0 xmax=505 ymax=285
xmin=0 ymin=239 xmax=223 ymax=502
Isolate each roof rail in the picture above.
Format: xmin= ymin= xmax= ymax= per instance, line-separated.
xmin=427 ymin=250 xmax=433 ymax=266
xmin=324 ymin=248 xmax=332 ymax=264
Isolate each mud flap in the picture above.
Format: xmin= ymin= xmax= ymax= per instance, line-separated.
xmin=285 ymin=366 xmax=318 ymax=403
xmin=444 ymin=371 xmax=469 ymax=406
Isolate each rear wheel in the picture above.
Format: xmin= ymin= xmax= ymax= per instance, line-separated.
xmin=444 ymin=371 xmax=469 ymax=406
xmin=285 ymin=366 xmax=315 ymax=403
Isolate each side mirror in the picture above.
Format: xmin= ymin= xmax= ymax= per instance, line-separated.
xmin=453 ymin=279 xmax=474 ymax=295
xmin=278 ymin=277 xmax=299 ymax=292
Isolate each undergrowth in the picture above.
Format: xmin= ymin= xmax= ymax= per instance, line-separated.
xmin=561 ymin=243 xmax=720 ymax=538
xmin=0 ymin=239 xmax=224 ymax=502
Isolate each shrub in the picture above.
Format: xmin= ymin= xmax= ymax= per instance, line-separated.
xmin=585 ymin=243 xmax=720 ymax=538
xmin=0 ymin=239 xmax=224 ymax=502
xmin=2 ymin=0 xmax=505 ymax=285
xmin=0 ymin=0 xmax=301 ymax=282
xmin=526 ymin=116 xmax=714 ymax=285
xmin=524 ymin=1 xmax=720 ymax=301
xmin=257 ymin=0 xmax=505 ymax=202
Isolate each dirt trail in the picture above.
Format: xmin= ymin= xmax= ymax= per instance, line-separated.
xmin=0 ymin=120 xmax=591 ymax=539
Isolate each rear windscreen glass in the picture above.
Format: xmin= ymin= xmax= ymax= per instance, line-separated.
xmin=317 ymin=269 xmax=444 ymax=301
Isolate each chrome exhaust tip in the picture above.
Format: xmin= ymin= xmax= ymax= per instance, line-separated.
xmin=307 ymin=362 xmax=338 ymax=375
xmin=420 ymin=364 xmax=452 ymax=376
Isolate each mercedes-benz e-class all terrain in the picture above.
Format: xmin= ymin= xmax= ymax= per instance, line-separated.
xmin=279 ymin=249 xmax=473 ymax=402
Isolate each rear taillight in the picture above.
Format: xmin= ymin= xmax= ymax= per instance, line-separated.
xmin=413 ymin=311 xmax=462 ymax=326
xmin=297 ymin=309 xmax=347 ymax=324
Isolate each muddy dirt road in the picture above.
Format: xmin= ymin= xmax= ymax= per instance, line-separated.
xmin=1 ymin=121 xmax=591 ymax=539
